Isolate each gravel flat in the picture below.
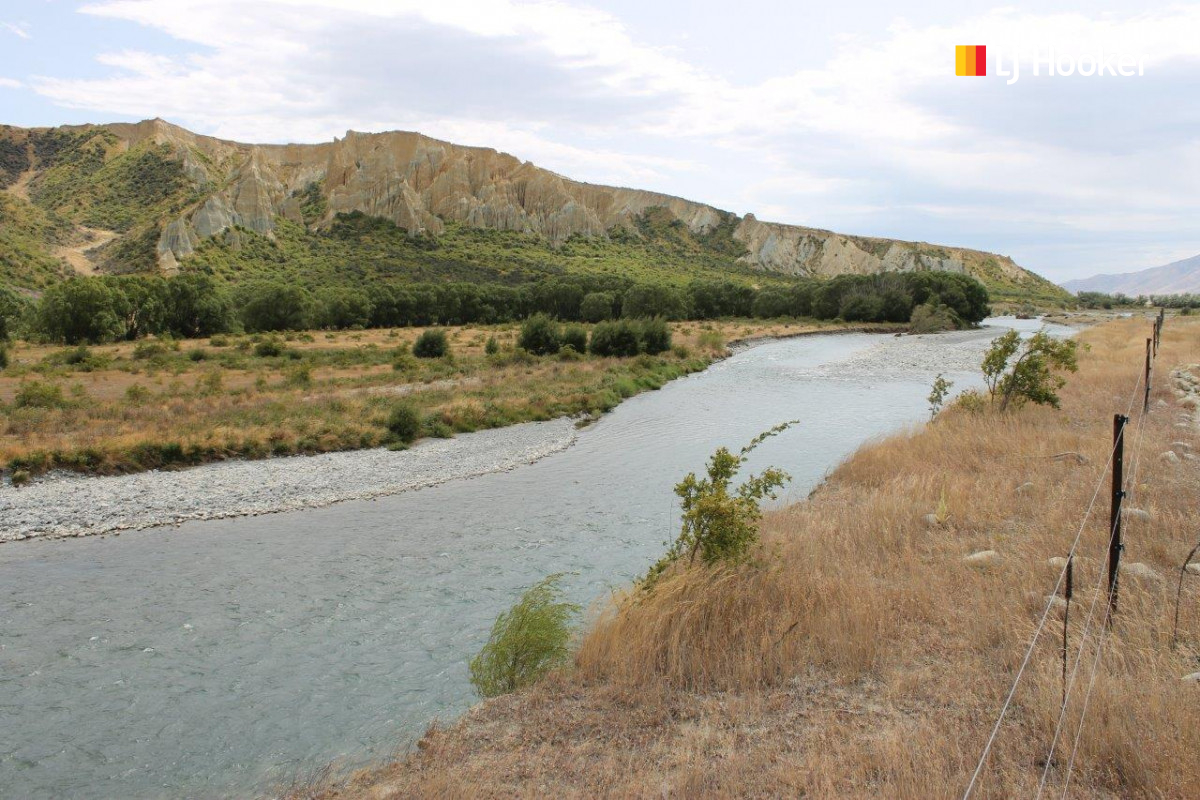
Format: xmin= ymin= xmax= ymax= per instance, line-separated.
xmin=0 ymin=418 xmax=578 ymax=542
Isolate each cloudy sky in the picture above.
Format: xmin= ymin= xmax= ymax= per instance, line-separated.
xmin=1 ymin=0 xmax=1199 ymax=282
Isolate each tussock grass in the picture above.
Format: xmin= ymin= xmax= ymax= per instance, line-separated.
xmin=310 ymin=315 xmax=1200 ymax=798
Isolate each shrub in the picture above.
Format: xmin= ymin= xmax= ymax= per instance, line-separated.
xmin=11 ymin=469 xmax=31 ymax=487
xmin=188 ymin=348 xmax=207 ymax=362
xmin=638 ymin=318 xmax=671 ymax=355
xmin=518 ymin=314 xmax=561 ymax=356
xmin=209 ymin=335 xmax=230 ymax=347
xmin=645 ymin=423 xmax=795 ymax=585
xmin=284 ymin=364 xmax=312 ymax=388
xmin=253 ymin=337 xmax=286 ymax=358
xmin=0 ymin=345 xmax=7 ymax=371
xmin=132 ymin=339 xmax=175 ymax=360
xmin=15 ymin=380 xmax=67 ymax=409
xmin=484 ymin=336 xmax=500 ymax=355
xmin=560 ymin=324 xmax=588 ymax=355
xmin=589 ymin=320 xmax=640 ymax=357
xmin=908 ymin=301 xmax=959 ymax=334
xmin=468 ymin=574 xmax=580 ymax=698
xmin=412 ymin=329 xmax=448 ymax=359
xmin=928 ymin=373 xmax=953 ymax=420
xmin=125 ymin=383 xmax=151 ymax=404
xmin=386 ymin=401 xmax=422 ymax=443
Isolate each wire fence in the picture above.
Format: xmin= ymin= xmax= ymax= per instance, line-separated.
xmin=963 ymin=310 xmax=1173 ymax=799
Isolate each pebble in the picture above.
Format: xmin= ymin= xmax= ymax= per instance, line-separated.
xmin=0 ymin=419 xmax=578 ymax=542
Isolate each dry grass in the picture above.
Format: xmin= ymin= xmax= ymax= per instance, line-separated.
xmin=305 ymin=315 xmax=1200 ymax=799
xmin=0 ymin=318 xmax=879 ymax=476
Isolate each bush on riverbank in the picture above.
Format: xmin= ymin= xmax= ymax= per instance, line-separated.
xmin=469 ymin=574 xmax=579 ymax=698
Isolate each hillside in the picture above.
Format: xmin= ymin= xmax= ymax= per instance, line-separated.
xmin=0 ymin=119 xmax=1067 ymax=302
xmin=1064 ymin=253 xmax=1200 ymax=296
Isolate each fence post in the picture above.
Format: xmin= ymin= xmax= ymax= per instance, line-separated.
xmin=1145 ymin=338 xmax=1152 ymax=413
xmin=1108 ymin=414 xmax=1128 ymax=624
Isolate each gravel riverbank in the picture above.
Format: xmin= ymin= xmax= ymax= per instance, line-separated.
xmin=0 ymin=418 xmax=578 ymax=542
xmin=0 ymin=320 xmax=1058 ymax=544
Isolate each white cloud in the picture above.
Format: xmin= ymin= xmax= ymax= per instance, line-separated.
xmin=0 ymin=77 xmax=23 ymax=89
xmin=2 ymin=21 xmax=32 ymax=38
xmin=24 ymin=1 xmax=1200 ymax=278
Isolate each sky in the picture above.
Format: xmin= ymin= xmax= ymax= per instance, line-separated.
xmin=1 ymin=1 xmax=1199 ymax=282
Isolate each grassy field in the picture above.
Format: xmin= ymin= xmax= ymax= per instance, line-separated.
xmin=0 ymin=318 xmax=891 ymax=479
xmin=309 ymin=314 xmax=1200 ymax=798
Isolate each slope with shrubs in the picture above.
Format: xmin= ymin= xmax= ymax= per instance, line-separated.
xmin=313 ymin=314 xmax=1200 ymax=798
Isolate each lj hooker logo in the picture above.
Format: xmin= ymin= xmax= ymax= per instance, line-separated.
xmin=955 ymin=45 xmax=987 ymax=76
xmin=955 ymin=45 xmax=1146 ymax=84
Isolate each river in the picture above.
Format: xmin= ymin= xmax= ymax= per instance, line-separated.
xmin=0 ymin=318 xmax=1069 ymax=798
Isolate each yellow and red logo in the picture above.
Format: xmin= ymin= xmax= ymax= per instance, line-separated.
xmin=956 ymin=45 xmax=986 ymax=76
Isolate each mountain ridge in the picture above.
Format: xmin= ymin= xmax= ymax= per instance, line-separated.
xmin=0 ymin=118 xmax=1065 ymax=301
xmin=1062 ymin=253 xmax=1200 ymax=296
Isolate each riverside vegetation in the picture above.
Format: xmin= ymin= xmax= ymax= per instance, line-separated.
xmin=303 ymin=314 xmax=1200 ymax=798
xmin=0 ymin=263 xmax=988 ymax=479
xmin=0 ymin=317 xmax=900 ymax=480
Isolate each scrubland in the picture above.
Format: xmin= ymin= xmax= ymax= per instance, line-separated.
xmin=306 ymin=315 xmax=1200 ymax=799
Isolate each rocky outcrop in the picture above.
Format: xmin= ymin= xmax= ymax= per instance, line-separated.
xmin=3 ymin=118 xmax=1057 ymax=291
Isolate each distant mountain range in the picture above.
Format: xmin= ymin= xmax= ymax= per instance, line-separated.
xmin=1063 ymin=254 xmax=1200 ymax=296
xmin=0 ymin=118 xmax=1066 ymax=300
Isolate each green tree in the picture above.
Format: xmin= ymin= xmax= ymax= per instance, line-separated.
xmin=0 ymin=285 xmax=30 ymax=341
xmin=518 ymin=314 xmax=561 ymax=355
xmin=981 ymin=330 xmax=1079 ymax=411
xmin=468 ymin=574 xmax=580 ymax=698
xmin=239 ymin=282 xmax=312 ymax=332
xmin=928 ymin=373 xmax=953 ymax=420
xmin=646 ymin=423 xmax=795 ymax=585
xmin=36 ymin=278 xmax=127 ymax=344
xmin=579 ymin=291 xmax=617 ymax=323
xmin=165 ymin=273 xmax=234 ymax=338
xmin=313 ymin=287 xmax=372 ymax=330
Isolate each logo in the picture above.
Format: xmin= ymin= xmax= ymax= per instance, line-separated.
xmin=955 ymin=44 xmax=1147 ymax=84
xmin=956 ymin=45 xmax=986 ymax=77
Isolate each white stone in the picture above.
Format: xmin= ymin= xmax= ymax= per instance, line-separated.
xmin=964 ymin=550 xmax=1000 ymax=567
xmin=1120 ymin=562 xmax=1161 ymax=581
xmin=1182 ymin=672 xmax=1200 ymax=683
xmin=1016 ymin=482 xmax=1035 ymax=495
xmin=1124 ymin=508 xmax=1151 ymax=522
xmin=1161 ymin=451 xmax=1182 ymax=464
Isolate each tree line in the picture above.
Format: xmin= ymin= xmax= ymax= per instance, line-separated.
xmin=1075 ymin=291 xmax=1200 ymax=310
xmin=0 ymin=269 xmax=991 ymax=345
